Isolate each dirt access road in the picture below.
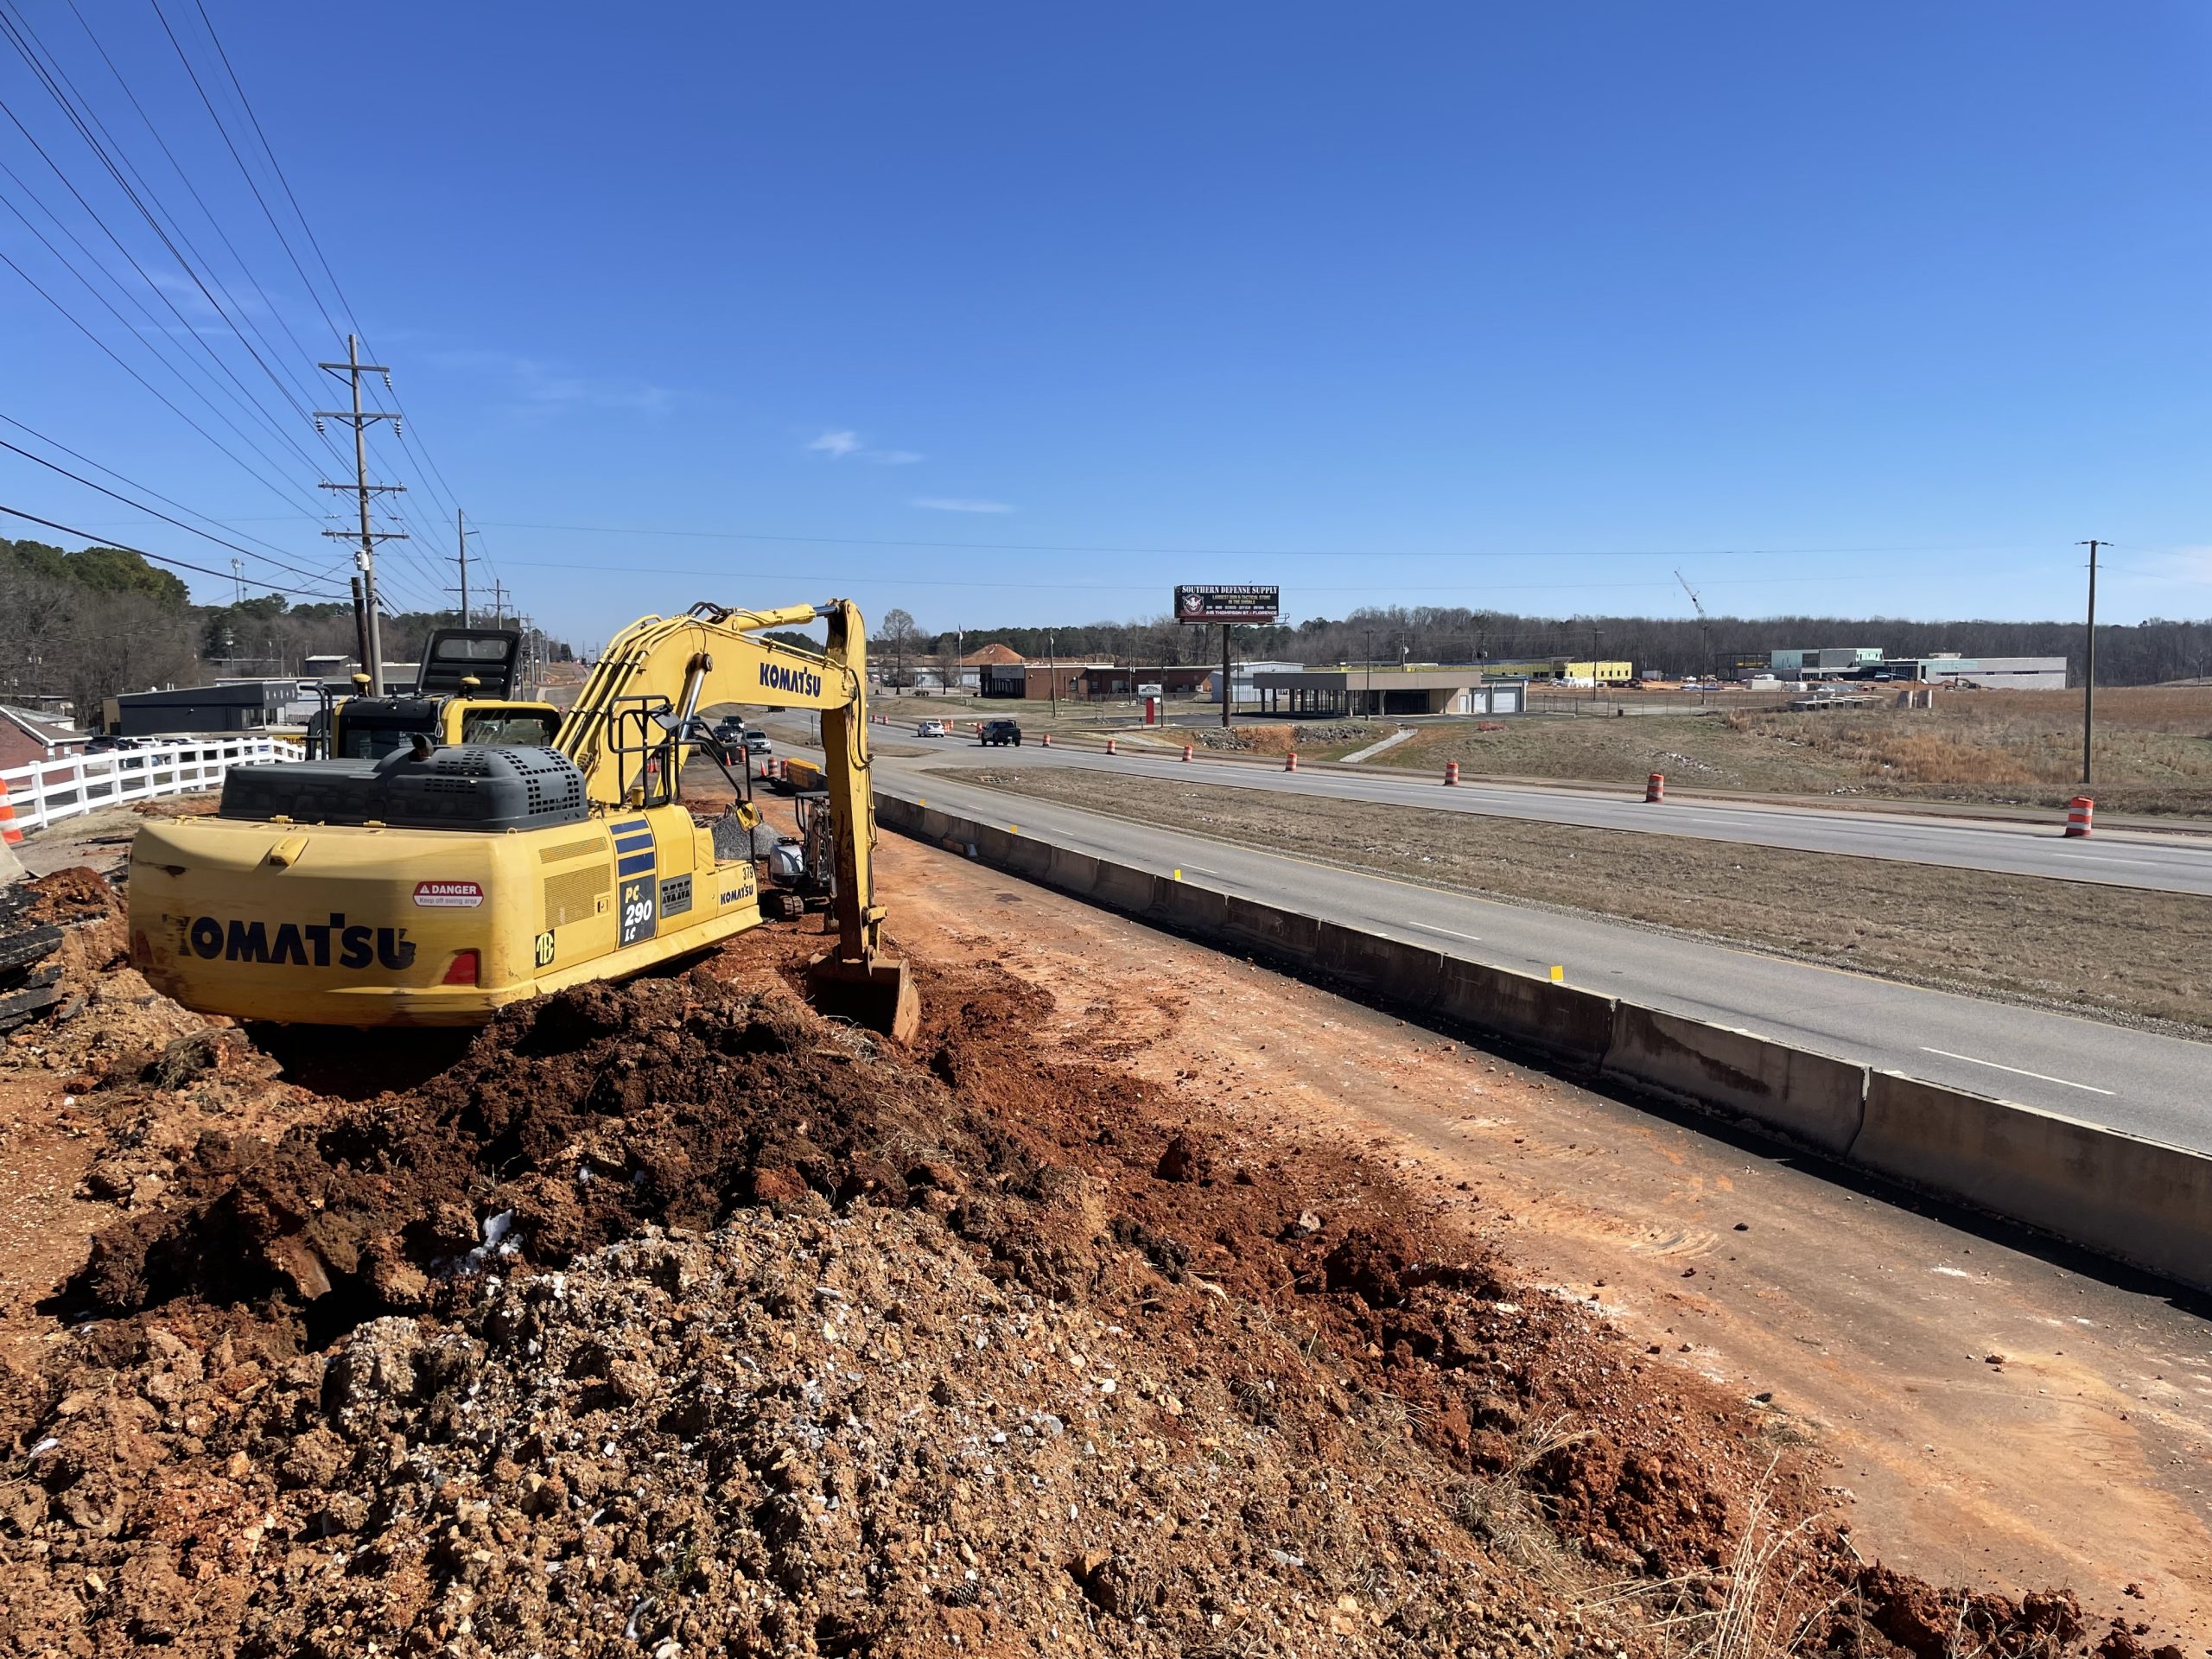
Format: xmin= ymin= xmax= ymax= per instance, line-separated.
xmin=868 ymin=827 xmax=2212 ymax=1641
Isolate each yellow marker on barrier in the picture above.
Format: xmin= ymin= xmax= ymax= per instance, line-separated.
xmin=1173 ymin=868 xmax=1182 ymax=880
xmin=1548 ymin=965 xmax=1565 ymax=983
xmin=1008 ymin=824 xmax=1018 ymax=833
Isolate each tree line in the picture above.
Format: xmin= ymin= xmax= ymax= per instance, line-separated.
xmin=872 ymin=603 xmax=2212 ymax=687
xmin=1 ymin=537 xmax=572 ymax=726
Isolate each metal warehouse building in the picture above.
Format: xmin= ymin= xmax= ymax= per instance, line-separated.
xmin=1890 ymin=655 xmax=2069 ymax=690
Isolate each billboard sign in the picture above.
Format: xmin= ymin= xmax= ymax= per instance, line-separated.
xmin=1175 ymin=583 xmax=1280 ymax=624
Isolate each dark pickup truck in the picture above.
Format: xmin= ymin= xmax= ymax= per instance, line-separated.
xmin=979 ymin=719 xmax=1023 ymax=747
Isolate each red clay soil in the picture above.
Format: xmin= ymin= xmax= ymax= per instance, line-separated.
xmin=0 ymin=871 xmax=2102 ymax=1656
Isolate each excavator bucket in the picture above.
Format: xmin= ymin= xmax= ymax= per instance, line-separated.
xmin=806 ymin=951 xmax=921 ymax=1044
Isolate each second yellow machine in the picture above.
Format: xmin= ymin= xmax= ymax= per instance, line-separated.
xmin=127 ymin=600 xmax=917 ymax=1039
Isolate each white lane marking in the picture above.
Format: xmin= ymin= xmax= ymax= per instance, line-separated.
xmin=1410 ymin=923 xmax=1484 ymax=943
xmin=1919 ymin=1047 xmax=2115 ymax=1096
xmin=1177 ymin=864 xmax=1221 ymax=877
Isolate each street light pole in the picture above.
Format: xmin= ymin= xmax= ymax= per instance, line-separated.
xmin=1048 ymin=631 xmax=1058 ymax=718
xmin=2078 ymin=539 xmax=2104 ymax=786
xmin=1363 ymin=627 xmax=1373 ymax=719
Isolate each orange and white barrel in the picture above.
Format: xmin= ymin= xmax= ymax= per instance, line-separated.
xmin=1183 ymin=744 xmax=1193 ymax=762
xmin=1040 ymin=732 xmax=1051 ymax=747
xmin=1646 ymin=772 xmax=1665 ymax=804
xmin=1444 ymin=761 xmax=1459 ymax=785
xmin=0 ymin=792 xmax=20 ymax=844
xmin=1285 ymin=751 xmax=1299 ymax=772
xmin=2065 ymin=796 xmax=2094 ymax=838
xmin=1106 ymin=737 xmax=1117 ymax=756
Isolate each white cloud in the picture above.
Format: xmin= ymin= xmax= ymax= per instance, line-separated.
xmin=808 ymin=430 xmax=923 ymax=465
xmin=914 ymin=497 xmax=1014 ymax=513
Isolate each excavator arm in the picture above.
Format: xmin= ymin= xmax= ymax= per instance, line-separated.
xmin=555 ymin=600 xmax=915 ymax=1038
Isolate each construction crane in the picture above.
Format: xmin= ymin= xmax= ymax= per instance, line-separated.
xmin=125 ymin=599 xmax=918 ymax=1039
xmin=1675 ymin=569 xmax=1715 ymax=681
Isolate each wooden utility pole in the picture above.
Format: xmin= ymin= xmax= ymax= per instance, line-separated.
xmin=349 ymin=575 xmax=370 ymax=677
xmin=1220 ymin=623 xmax=1233 ymax=728
xmin=489 ymin=579 xmax=508 ymax=629
xmin=2078 ymin=539 xmax=2104 ymax=786
xmin=316 ymin=335 xmax=406 ymax=696
xmin=454 ymin=508 xmax=475 ymax=624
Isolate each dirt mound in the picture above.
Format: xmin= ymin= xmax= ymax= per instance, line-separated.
xmin=1 ymin=868 xmax=205 ymax=1073
xmin=2 ymin=944 xmax=2089 ymax=1656
xmin=10 ymin=866 xmax=116 ymax=927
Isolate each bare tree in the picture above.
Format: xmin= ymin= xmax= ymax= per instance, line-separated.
xmin=874 ymin=607 xmax=922 ymax=687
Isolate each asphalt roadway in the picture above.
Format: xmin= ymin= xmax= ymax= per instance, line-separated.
xmin=860 ymin=750 xmax=2212 ymax=1158
xmin=898 ymin=735 xmax=2212 ymax=895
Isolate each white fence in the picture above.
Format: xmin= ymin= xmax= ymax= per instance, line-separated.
xmin=1 ymin=735 xmax=300 ymax=835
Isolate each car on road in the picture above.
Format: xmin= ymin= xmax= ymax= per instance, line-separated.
xmin=979 ymin=719 xmax=1023 ymax=747
xmin=741 ymin=728 xmax=771 ymax=756
xmin=915 ymin=718 xmax=950 ymax=738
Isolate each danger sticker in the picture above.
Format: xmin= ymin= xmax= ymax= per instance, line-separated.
xmin=413 ymin=880 xmax=485 ymax=909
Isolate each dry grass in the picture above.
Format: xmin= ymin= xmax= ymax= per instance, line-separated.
xmin=948 ymin=767 xmax=2212 ymax=1032
xmin=1339 ymin=686 xmax=2212 ymax=817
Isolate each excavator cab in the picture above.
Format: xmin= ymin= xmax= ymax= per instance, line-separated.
xmin=322 ymin=628 xmax=562 ymax=761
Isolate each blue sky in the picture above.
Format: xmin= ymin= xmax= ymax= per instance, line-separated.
xmin=2 ymin=1 xmax=2208 ymax=646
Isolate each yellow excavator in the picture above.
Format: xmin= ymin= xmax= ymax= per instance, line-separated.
xmin=127 ymin=600 xmax=918 ymax=1040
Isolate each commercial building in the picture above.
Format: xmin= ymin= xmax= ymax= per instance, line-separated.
xmin=107 ymin=680 xmax=305 ymax=738
xmin=1207 ymin=660 xmax=1306 ymax=709
xmin=953 ymin=643 xmax=1025 ymax=690
xmin=1478 ymin=658 xmax=1633 ymax=685
xmin=1770 ymin=646 xmax=1884 ymax=677
xmin=979 ymin=661 xmax=1216 ymax=701
xmin=1251 ymin=667 xmax=1527 ymax=718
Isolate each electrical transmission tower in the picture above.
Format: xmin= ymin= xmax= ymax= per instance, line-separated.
xmin=316 ymin=335 xmax=407 ymax=695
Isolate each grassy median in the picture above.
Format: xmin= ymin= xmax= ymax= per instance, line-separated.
xmin=945 ymin=766 xmax=2212 ymax=1033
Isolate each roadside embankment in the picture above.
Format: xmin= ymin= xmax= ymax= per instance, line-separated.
xmin=880 ymin=793 xmax=2212 ymax=1298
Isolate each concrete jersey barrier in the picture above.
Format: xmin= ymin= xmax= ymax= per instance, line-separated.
xmin=1600 ymin=1003 xmax=1866 ymax=1157
xmin=874 ymin=790 xmax=2212 ymax=1294
xmin=1853 ymin=1072 xmax=2212 ymax=1292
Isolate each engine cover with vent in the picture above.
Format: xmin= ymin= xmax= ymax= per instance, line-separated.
xmin=219 ymin=745 xmax=589 ymax=832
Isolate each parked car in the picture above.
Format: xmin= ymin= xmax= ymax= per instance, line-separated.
xmin=915 ymin=718 xmax=950 ymax=738
xmin=979 ymin=719 xmax=1023 ymax=747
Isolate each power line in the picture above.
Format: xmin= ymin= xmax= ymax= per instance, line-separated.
xmin=181 ymin=0 xmax=474 ymax=542
xmin=0 ymin=499 xmax=344 ymax=599
xmin=3 ymin=0 xmax=334 ymax=428
xmin=180 ymin=0 xmax=346 ymax=343
xmin=0 ymin=153 xmax=333 ymax=497
xmin=0 ymin=238 xmax=328 ymax=518
xmin=0 ymin=11 xmax=330 ymax=467
xmin=0 ymin=432 xmax=345 ymax=588
xmin=53 ymin=0 xmax=356 ymax=434
xmin=0 ymin=410 xmax=324 ymax=567
xmin=0 ymin=170 xmax=333 ymax=515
